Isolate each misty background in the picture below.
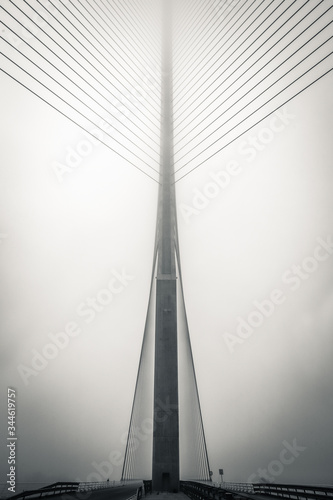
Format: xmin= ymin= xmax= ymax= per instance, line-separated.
xmin=1 ymin=0 xmax=333 ymax=490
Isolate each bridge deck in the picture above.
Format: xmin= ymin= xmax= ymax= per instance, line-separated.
xmin=149 ymin=494 xmax=189 ymax=500
xmin=147 ymin=489 xmax=273 ymax=500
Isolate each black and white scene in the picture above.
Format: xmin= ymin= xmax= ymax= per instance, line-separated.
xmin=0 ymin=2 xmax=332 ymax=500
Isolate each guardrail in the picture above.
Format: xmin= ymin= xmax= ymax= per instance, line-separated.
xmin=219 ymin=483 xmax=254 ymax=494
xmin=2 ymin=480 xmax=123 ymax=500
xmin=195 ymin=481 xmax=254 ymax=495
xmin=253 ymin=484 xmax=333 ymax=500
xmin=187 ymin=481 xmax=333 ymax=500
xmin=78 ymin=481 xmax=122 ymax=492
xmin=6 ymin=482 xmax=80 ymax=500
xmin=180 ymin=481 xmax=241 ymax=500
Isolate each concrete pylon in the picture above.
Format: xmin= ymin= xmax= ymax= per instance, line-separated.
xmin=152 ymin=0 xmax=179 ymax=492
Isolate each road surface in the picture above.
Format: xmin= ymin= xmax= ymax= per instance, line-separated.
xmin=68 ymin=484 xmax=140 ymax=500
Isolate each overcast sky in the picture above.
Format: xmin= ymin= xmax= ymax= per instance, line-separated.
xmin=1 ymin=0 xmax=333 ymax=492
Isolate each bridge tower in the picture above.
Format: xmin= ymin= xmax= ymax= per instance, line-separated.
xmin=121 ymin=0 xmax=211 ymax=491
xmin=152 ymin=0 xmax=179 ymax=492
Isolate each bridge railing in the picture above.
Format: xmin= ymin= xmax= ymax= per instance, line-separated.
xmin=180 ymin=480 xmax=246 ymax=500
xmin=253 ymin=484 xmax=333 ymax=500
xmin=78 ymin=480 xmax=123 ymax=492
xmin=1 ymin=480 xmax=123 ymax=500
xmin=218 ymin=483 xmax=255 ymax=494
xmin=181 ymin=481 xmax=333 ymax=500
xmin=4 ymin=482 xmax=80 ymax=500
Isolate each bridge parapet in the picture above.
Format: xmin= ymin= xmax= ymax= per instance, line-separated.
xmin=253 ymin=484 xmax=333 ymax=500
xmin=78 ymin=480 xmax=124 ymax=492
xmin=180 ymin=481 xmax=240 ymax=500
xmin=219 ymin=483 xmax=254 ymax=494
xmin=180 ymin=481 xmax=333 ymax=500
xmin=0 ymin=480 xmax=124 ymax=500
xmin=2 ymin=482 xmax=80 ymax=500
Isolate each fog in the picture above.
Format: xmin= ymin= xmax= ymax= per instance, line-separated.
xmin=1 ymin=0 xmax=333 ymax=492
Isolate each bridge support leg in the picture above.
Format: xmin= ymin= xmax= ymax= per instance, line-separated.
xmin=153 ymin=277 xmax=179 ymax=492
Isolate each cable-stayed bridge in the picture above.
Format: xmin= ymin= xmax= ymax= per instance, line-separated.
xmin=0 ymin=0 xmax=332 ymax=495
